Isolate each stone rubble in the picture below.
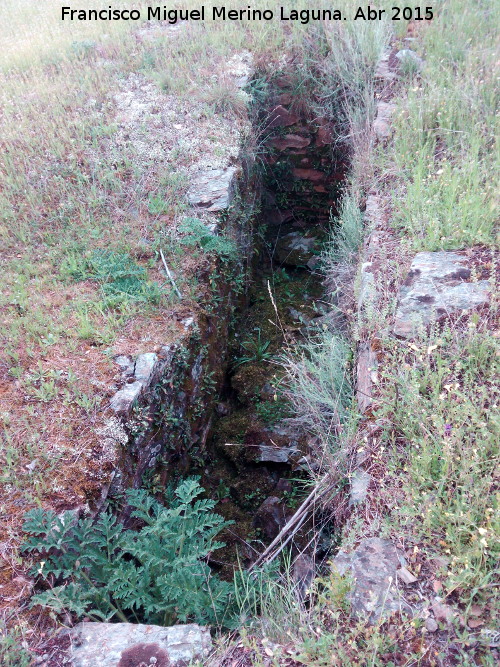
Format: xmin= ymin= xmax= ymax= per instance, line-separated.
xmin=187 ymin=166 xmax=238 ymax=211
xmin=333 ymin=538 xmax=413 ymax=622
xmin=110 ymin=347 xmax=174 ymax=415
xmin=373 ymin=101 xmax=397 ymax=140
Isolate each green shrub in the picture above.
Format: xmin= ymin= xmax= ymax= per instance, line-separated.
xmin=234 ymin=328 xmax=275 ymax=367
xmin=22 ymin=479 xmax=248 ymax=628
xmin=178 ymin=217 xmax=237 ymax=259
xmin=283 ymin=332 xmax=352 ymax=445
xmin=254 ymin=397 xmax=291 ymax=425
xmin=324 ymin=193 xmax=364 ymax=266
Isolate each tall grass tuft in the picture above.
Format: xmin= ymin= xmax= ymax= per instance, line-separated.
xmin=283 ymin=332 xmax=352 ymax=461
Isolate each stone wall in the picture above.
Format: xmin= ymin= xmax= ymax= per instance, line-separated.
xmin=260 ymin=79 xmax=348 ymax=268
xmin=103 ymin=164 xmax=257 ymax=501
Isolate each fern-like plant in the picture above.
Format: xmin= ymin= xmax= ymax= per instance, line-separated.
xmin=178 ymin=217 xmax=237 ymax=259
xmin=22 ymin=479 xmax=240 ymax=627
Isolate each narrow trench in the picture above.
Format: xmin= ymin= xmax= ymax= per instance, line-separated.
xmin=184 ymin=79 xmax=349 ymax=579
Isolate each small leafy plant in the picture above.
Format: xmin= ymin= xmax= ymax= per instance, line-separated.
xmin=234 ymin=328 xmax=276 ymax=367
xmin=61 ymin=249 xmax=162 ymax=306
xmin=178 ymin=217 xmax=237 ymax=259
xmin=0 ymin=623 xmax=32 ymax=667
xmin=22 ymin=479 xmax=243 ymax=627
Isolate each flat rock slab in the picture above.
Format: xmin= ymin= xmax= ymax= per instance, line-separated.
xmin=274 ymin=231 xmax=320 ymax=267
xmin=333 ymin=537 xmax=412 ymax=622
xmin=134 ymin=352 xmax=158 ymax=383
xmin=394 ymin=251 xmax=490 ymax=338
xmin=373 ymin=102 xmax=396 ymax=140
xmin=356 ymin=342 xmax=378 ymax=414
xmin=187 ymin=167 xmax=237 ymax=211
xmin=349 ymin=470 xmax=372 ymax=507
xmin=271 ymin=134 xmax=311 ymax=151
xmin=256 ymin=443 xmax=300 ymax=464
xmin=70 ymin=622 xmax=211 ymax=667
xmin=268 ymin=105 xmax=298 ymax=128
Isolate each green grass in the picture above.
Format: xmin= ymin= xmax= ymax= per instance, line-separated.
xmin=379 ymin=324 xmax=499 ymax=602
xmin=0 ymin=623 xmax=31 ymax=667
xmin=283 ymin=331 xmax=353 ymax=448
xmin=275 ymin=1 xmax=499 ymax=664
xmin=386 ymin=0 xmax=499 ymax=250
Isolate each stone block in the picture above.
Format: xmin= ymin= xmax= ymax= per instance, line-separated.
xmin=356 ymin=342 xmax=378 ymax=414
xmin=69 ymin=622 xmax=211 ymax=667
xmin=394 ymin=252 xmax=490 ymax=338
xmin=268 ymin=105 xmax=298 ymax=128
xmin=134 ymin=353 xmax=158 ymax=383
xmin=187 ymin=167 xmax=237 ymax=211
xmin=109 ymin=381 xmax=143 ymax=414
xmin=270 ymin=134 xmax=311 ymax=151
xmin=333 ymin=538 xmax=412 ymax=622
xmin=373 ymin=102 xmax=396 ymax=140
xmin=292 ymin=167 xmax=326 ymax=183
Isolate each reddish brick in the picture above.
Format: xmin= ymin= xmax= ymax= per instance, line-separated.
xmin=316 ymin=123 xmax=334 ymax=145
xmin=268 ymin=105 xmax=298 ymax=128
xmin=293 ymin=167 xmax=326 ymax=183
xmin=276 ymin=92 xmax=293 ymax=105
xmin=270 ymin=134 xmax=311 ymax=150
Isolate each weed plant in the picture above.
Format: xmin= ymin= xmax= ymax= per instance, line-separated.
xmin=22 ymin=479 xmax=264 ymax=629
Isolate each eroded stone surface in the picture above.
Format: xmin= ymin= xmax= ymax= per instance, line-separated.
xmin=109 ymin=381 xmax=143 ymax=414
xmin=256 ymin=443 xmax=300 ymax=464
xmin=333 ymin=537 xmax=412 ymax=621
xmin=268 ymin=105 xmax=298 ymax=128
xmin=373 ymin=102 xmax=396 ymax=140
xmin=358 ymin=261 xmax=377 ymax=311
xmin=394 ymin=251 xmax=490 ymax=338
xmin=187 ymin=166 xmax=238 ymax=211
xmin=271 ymin=134 xmax=311 ymax=151
xmin=364 ymin=195 xmax=384 ymax=227
xmin=134 ymin=353 xmax=158 ymax=383
xmin=349 ymin=470 xmax=372 ymax=507
xmin=274 ymin=232 xmax=320 ymax=267
xmin=114 ymin=355 xmax=134 ymax=373
xmin=375 ymin=54 xmax=397 ymax=82
xmin=292 ymin=167 xmax=326 ymax=183
xmin=70 ymin=622 xmax=211 ymax=667
xmin=356 ymin=342 xmax=378 ymax=414
xmin=315 ymin=122 xmax=334 ymax=145
xmin=253 ymin=496 xmax=289 ymax=540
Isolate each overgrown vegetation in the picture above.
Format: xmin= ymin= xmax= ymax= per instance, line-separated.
xmin=389 ymin=0 xmax=499 ymax=250
xmin=234 ymin=328 xmax=275 ymax=367
xmin=22 ymin=479 xmax=260 ymax=628
xmin=269 ymin=0 xmax=498 ymax=664
xmin=0 ymin=623 xmax=31 ymax=667
xmin=381 ymin=324 xmax=499 ymax=604
xmin=283 ymin=332 xmax=353 ymax=448
xmin=178 ymin=217 xmax=238 ymax=259
xmin=0 ymin=4 xmax=309 ymax=652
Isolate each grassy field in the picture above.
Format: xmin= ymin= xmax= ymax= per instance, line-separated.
xmin=0 ymin=0 xmax=498 ymax=663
